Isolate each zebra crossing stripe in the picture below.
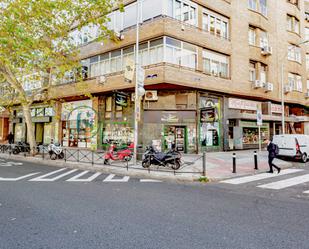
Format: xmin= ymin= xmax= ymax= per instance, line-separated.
xmin=140 ymin=179 xmax=162 ymax=182
xmin=258 ymin=174 xmax=309 ymax=190
xmin=0 ymin=172 xmax=40 ymax=181
xmin=221 ymin=169 xmax=303 ymax=185
xmin=66 ymin=171 xmax=102 ymax=182
xmin=303 ymin=190 xmax=309 ymax=194
xmin=29 ymin=168 xmax=78 ymax=182
xmin=103 ymin=174 xmax=130 ymax=182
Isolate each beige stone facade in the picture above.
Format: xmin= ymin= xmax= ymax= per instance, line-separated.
xmin=10 ymin=0 xmax=309 ymax=152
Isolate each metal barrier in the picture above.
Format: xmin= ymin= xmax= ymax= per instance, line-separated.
xmin=0 ymin=144 xmax=205 ymax=176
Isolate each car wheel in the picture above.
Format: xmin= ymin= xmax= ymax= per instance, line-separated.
xmin=301 ymin=153 xmax=307 ymax=163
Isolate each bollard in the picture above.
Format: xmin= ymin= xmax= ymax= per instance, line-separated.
xmin=202 ymin=151 xmax=206 ymax=176
xmin=254 ymin=151 xmax=258 ymax=170
xmin=64 ymin=148 xmax=67 ymax=162
xmin=92 ymin=150 xmax=94 ymax=166
xmin=42 ymin=146 xmax=45 ymax=159
xmin=232 ymin=153 xmax=236 ymax=173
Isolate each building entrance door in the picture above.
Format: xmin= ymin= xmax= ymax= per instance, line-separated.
xmin=164 ymin=125 xmax=187 ymax=153
xmin=35 ymin=123 xmax=44 ymax=145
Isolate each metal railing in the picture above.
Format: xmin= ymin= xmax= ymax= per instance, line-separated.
xmin=0 ymin=144 xmax=205 ymax=176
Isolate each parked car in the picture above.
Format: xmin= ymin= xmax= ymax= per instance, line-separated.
xmin=272 ymin=134 xmax=309 ymax=163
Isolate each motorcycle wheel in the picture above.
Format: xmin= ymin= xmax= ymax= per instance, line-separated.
xmin=171 ymin=160 xmax=181 ymax=170
xmin=124 ymin=156 xmax=132 ymax=162
xmin=104 ymin=159 xmax=110 ymax=165
xmin=142 ymin=160 xmax=151 ymax=168
xmin=12 ymin=148 xmax=20 ymax=155
xmin=50 ymin=153 xmax=57 ymax=160
xmin=58 ymin=152 xmax=65 ymax=159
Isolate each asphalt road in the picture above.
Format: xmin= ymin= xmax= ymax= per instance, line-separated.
xmin=0 ymin=158 xmax=309 ymax=249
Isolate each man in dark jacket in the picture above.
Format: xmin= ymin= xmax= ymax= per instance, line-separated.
xmin=7 ymin=132 xmax=14 ymax=144
xmin=266 ymin=138 xmax=281 ymax=174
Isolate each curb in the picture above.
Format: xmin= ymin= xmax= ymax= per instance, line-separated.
xmin=0 ymin=154 xmax=202 ymax=183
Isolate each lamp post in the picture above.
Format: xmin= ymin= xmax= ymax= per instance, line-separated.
xmin=280 ymin=40 xmax=308 ymax=134
xmin=133 ymin=0 xmax=141 ymax=164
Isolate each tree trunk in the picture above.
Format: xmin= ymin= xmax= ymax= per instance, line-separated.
xmin=22 ymin=104 xmax=37 ymax=155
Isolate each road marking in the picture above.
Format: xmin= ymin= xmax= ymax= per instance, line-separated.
xmin=303 ymin=190 xmax=309 ymax=194
xmin=258 ymin=174 xmax=309 ymax=190
xmin=103 ymin=174 xmax=130 ymax=182
xmin=0 ymin=172 xmax=40 ymax=181
xmin=29 ymin=168 xmax=78 ymax=182
xmin=140 ymin=179 xmax=162 ymax=182
xmin=66 ymin=171 xmax=102 ymax=182
xmin=0 ymin=161 xmax=23 ymax=167
xmin=221 ymin=169 xmax=303 ymax=185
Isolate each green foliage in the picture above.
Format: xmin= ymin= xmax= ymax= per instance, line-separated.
xmin=198 ymin=176 xmax=209 ymax=183
xmin=0 ymin=0 xmax=121 ymax=106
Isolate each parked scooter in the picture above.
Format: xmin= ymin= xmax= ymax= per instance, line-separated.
xmin=48 ymin=143 xmax=64 ymax=160
xmin=142 ymin=146 xmax=181 ymax=170
xmin=12 ymin=142 xmax=30 ymax=155
xmin=104 ymin=143 xmax=134 ymax=165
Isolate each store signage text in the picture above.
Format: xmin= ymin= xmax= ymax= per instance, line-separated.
xmin=228 ymin=98 xmax=258 ymax=111
xmin=271 ymin=104 xmax=282 ymax=114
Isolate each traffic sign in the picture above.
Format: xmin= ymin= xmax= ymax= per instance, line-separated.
xmin=257 ymin=110 xmax=263 ymax=126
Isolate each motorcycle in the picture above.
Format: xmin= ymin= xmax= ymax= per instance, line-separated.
xmin=142 ymin=146 xmax=182 ymax=170
xmin=12 ymin=142 xmax=30 ymax=155
xmin=104 ymin=143 xmax=134 ymax=165
xmin=48 ymin=143 xmax=64 ymax=160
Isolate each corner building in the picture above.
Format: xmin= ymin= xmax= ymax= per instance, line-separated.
xmin=17 ymin=0 xmax=309 ymax=152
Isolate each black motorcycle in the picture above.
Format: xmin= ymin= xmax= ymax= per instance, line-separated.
xmin=12 ymin=142 xmax=30 ymax=155
xmin=142 ymin=146 xmax=181 ymax=170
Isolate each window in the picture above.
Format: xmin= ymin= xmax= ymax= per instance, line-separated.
xmin=248 ymin=0 xmax=257 ymax=11
xmin=165 ymin=37 xmax=197 ymax=69
xmin=287 ymin=15 xmax=300 ymax=34
xmin=260 ymin=30 xmax=268 ymax=48
xmin=203 ymin=50 xmax=229 ymax=78
xmin=249 ymin=61 xmax=257 ymax=82
xmin=202 ymin=9 xmax=229 ymax=39
xmin=260 ymin=64 xmax=267 ymax=83
xmin=248 ymin=27 xmax=256 ymax=45
xmin=307 ymin=80 xmax=309 ymax=90
xmin=288 ymin=73 xmax=302 ymax=92
xmin=169 ymin=0 xmax=197 ymax=26
xmin=248 ymin=0 xmax=267 ymax=16
xmin=288 ymin=44 xmax=301 ymax=63
xmin=306 ymin=54 xmax=309 ymax=70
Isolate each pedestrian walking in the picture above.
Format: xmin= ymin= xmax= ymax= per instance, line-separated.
xmin=7 ymin=132 xmax=14 ymax=144
xmin=265 ymin=138 xmax=281 ymax=174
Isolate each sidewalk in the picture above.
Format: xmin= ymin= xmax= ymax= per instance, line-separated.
xmin=0 ymin=148 xmax=300 ymax=182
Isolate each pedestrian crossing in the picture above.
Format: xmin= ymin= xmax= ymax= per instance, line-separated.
xmin=0 ymin=168 xmax=162 ymax=183
xmin=221 ymin=168 xmax=309 ymax=195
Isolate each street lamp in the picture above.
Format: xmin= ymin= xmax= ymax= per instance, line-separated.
xmin=280 ymin=40 xmax=309 ymax=134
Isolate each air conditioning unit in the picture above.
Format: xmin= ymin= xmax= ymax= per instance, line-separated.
xmin=144 ymin=90 xmax=158 ymax=101
xmin=305 ymin=91 xmax=309 ymax=98
xmin=253 ymin=80 xmax=264 ymax=89
xmin=261 ymin=46 xmax=272 ymax=56
xmin=284 ymin=85 xmax=293 ymax=93
xmin=264 ymin=82 xmax=274 ymax=92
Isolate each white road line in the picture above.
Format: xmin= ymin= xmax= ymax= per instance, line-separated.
xmin=0 ymin=172 xmax=40 ymax=181
xmin=29 ymin=168 xmax=78 ymax=182
xmin=221 ymin=169 xmax=303 ymax=185
xmin=303 ymin=190 xmax=309 ymax=194
xmin=66 ymin=171 xmax=102 ymax=182
xmin=140 ymin=179 xmax=162 ymax=182
xmin=258 ymin=174 xmax=309 ymax=190
xmin=103 ymin=174 xmax=130 ymax=182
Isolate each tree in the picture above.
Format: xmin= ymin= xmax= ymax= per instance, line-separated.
xmin=0 ymin=0 xmax=122 ymax=154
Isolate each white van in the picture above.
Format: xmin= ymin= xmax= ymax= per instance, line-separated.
xmin=272 ymin=134 xmax=309 ymax=163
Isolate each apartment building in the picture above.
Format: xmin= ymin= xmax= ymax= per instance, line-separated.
xmin=9 ymin=0 xmax=309 ymax=152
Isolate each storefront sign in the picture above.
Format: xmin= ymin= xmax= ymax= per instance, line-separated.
xmin=229 ymin=98 xmax=258 ymax=111
xmin=61 ymin=100 xmax=93 ymax=121
xmin=32 ymin=116 xmax=52 ymax=123
xmin=240 ymin=121 xmax=268 ymax=129
xmin=161 ymin=112 xmax=179 ymax=123
xmin=271 ymin=104 xmax=283 ymax=114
